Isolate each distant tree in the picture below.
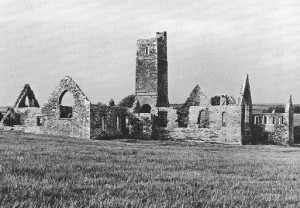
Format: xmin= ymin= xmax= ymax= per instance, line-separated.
xmin=294 ymin=106 xmax=300 ymax=113
xmin=97 ymin=102 xmax=106 ymax=106
xmin=109 ymin=99 xmax=115 ymax=106
xmin=262 ymin=106 xmax=285 ymax=113
xmin=211 ymin=96 xmax=220 ymax=106
xmin=118 ymin=94 xmax=135 ymax=108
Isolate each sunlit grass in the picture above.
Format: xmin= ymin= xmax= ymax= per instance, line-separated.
xmin=1 ymin=131 xmax=300 ymax=207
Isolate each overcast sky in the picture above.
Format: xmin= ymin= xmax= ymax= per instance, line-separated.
xmin=0 ymin=0 xmax=299 ymax=106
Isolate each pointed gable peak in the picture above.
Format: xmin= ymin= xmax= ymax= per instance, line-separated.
xmin=243 ymin=74 xmax=249 ymax=89
xmin=181 ymin=84 xmax=210 ymax=109
xmin=14 ymin=84 xmax=40 ymax=108
xmin=237 ymin=74 xmax=252 ymax=105
xmin=192 ymin=84 xmax=201 ymax=93
xmin=289 ymin=95 xmax=293 ymax=104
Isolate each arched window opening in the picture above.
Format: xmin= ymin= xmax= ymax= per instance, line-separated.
xmin=59 ymin=91 xmax=74 ymax=119
xmin=279 ymin=116 xmax=284 ymax=125
xmin=222 ymin=112 xmax=227 ymax=127
xmin=270 ymin=116 xmax=275 ymax=124
xmin=25 ymin=96 xmax=30 ymax=107
xmin=263 ymin=116 xmax=266 ymax=124
xmin=198 ymin=110 xmax=209 ymax=128
xmin=140 ymin=104 xmax=151 ymax=113
xmin=254 ymin=116 xmax=260 ymax=125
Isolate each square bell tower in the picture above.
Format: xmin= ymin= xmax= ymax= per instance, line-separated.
xmin=135 ymin=31 xmax=169 ymax=111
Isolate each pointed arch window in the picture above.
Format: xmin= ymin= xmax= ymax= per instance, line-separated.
xmin=59 ymin=90 xmax=73 ymax=119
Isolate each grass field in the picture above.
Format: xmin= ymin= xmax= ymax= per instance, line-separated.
xmin=1 ymin=132 xmax=300 ymax=207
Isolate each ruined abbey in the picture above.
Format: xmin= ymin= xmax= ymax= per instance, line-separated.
xmin=0 ymin=32 xmax=294 ymax=146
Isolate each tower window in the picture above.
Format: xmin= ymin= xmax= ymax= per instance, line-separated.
xmin=144 ymin=47 xmax=149 ymax=55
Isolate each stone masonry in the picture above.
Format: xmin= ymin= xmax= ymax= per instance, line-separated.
xmin=135 ymin=31 xmax=169 ymax=109
xmin=0 ymin=31 xmax=294 ymax=145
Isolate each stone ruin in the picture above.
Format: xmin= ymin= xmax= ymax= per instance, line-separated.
xmin=0 ymin=31 xmax=294 ymax=146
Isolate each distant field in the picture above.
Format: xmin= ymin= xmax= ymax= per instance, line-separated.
xmin=1 ymin=132 xmax=300 ymax=207
xmin=253 ymin=104 xmax=300 ymax=114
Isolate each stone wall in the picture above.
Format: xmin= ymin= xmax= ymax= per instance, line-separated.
xmin=40 ymin=76 xmax=91 ymax=139
xmin=237 ymin=75 xmax=253 ymax=144
xmin=14 ymin=107 xmax=41 ymax=126
xmin=90 ymin=105 xmax=127 ymax=139
xmin=156 ymin=32 xmax=169 ymax=107
xmin=14 ymin=107 xmax=43 ymax=134
xmin=151 ymin=106 xmax=242 ymax=144
xmin=252 ymin=113 xmax=291 ymax=145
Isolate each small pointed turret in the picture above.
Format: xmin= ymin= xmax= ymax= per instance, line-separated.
xmin=237 ymin=74 xmax=252 ymax=106
xmin=285 ymin=95 xmax=293 ymax=113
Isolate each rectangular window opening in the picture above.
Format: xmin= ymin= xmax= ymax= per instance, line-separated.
xmin=36 ymin=116 xmax=42 ymax=126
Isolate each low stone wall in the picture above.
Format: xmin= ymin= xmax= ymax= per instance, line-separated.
xmin=15 ymin=107 xmax=41 ymax=126
xmin=14 ymin=107 xmax=43 ymax=134
xmin=152 ymin=106 xmax=242 ymax=144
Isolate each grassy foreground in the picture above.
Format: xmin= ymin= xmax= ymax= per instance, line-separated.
xmin=1 ymin=132 xmax=300 ymax=207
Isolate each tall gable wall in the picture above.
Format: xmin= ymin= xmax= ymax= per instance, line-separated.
xmin=41 ymin=76 xmax=91 ymax=139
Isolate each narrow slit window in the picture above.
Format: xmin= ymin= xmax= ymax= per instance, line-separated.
xmin=270 ymin=117 xmax=275 ymax=124
xmin=102 ymin=116 xmax=106 ymax=131
xmin=126 ymin=116 xmax=129 ymax=128
xmin=37 ymin=116 xmax=42 ymax=126
xmin=116 ymin=116 xmax=120 ymax=130
xmin=222 ymin=112 xmax=226 ymax=126
xmin=245 ymin=105 xmax=249 ymax=124
xmin=263 ymin=116 xmax=267 ymax=124
xmin=254 ymin=116 xmax=259 ymax=124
